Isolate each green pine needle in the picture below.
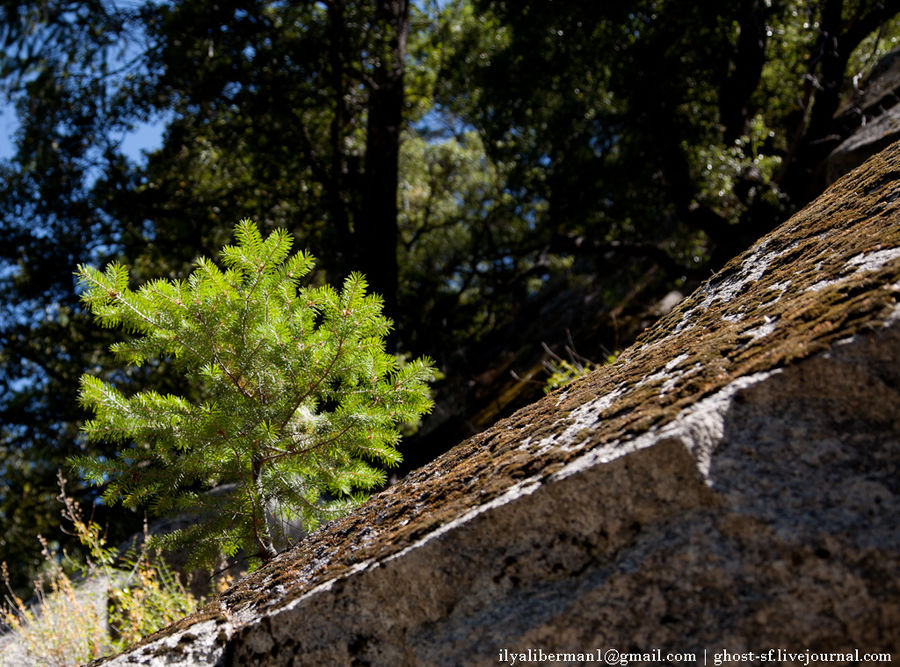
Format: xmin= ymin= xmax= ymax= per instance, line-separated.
xmin=71 ymin=220 xmax=435 ymax=570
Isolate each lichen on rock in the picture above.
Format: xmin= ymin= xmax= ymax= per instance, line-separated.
xmin=96 ymin=142 xmax=900 ymax=667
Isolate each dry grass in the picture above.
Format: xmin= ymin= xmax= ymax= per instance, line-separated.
xmin=0 ymin=473 xmax=229 ymax=666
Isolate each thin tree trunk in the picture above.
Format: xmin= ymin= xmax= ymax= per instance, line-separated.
xmin=778 ymin=0 xmax=898 ymax=204
xmin=251 ymin=454 xmax=278 ymax=562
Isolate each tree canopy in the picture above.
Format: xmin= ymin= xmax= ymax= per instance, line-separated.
xmin=2 ymin=0 xmax=898 ymax=592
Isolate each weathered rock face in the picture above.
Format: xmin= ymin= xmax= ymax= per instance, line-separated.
xmin=97 ymin=143 xmax=900 ymax=666
xmin=827 ymin=103 xmax=900 ymax=184
xmin=827 ymin=48 xmax=900 ymax=184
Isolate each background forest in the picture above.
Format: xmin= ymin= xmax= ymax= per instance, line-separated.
xmin=1 ymin=0 xmax=898 ymax=595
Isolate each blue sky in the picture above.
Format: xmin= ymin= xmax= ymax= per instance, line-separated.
xmin=120 ymin=118 xmax=168 ymax=162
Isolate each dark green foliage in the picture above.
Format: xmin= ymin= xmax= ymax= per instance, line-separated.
xmin=441 ymin=0 xmax=900 ymax=268
xmin=71 ymin=221 xmax=434 ymax=567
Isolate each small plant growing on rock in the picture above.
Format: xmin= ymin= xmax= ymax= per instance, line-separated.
xmin=71 ymin=220 xmax=434 ymax=568
xmin=541 ymin=341 xmax=618 ymax=394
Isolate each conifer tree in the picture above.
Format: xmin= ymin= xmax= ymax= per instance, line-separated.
xmin=70 ymin=220 xmax=434 ymax=568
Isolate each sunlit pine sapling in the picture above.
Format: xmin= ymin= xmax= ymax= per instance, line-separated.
xmin=71 ymin=220 xmax=435 ymax=569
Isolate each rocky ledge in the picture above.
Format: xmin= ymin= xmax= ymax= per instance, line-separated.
xmin=98 ymin=142 xmax=900 ymax=666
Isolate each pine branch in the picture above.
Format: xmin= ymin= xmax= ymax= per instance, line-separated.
xmin=71 ymin=220 xmax=435 ymax=570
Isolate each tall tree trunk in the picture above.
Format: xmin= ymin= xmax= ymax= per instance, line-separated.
xmin=719 ymin=0 xmax=769 ymax=145
xmin=328 ymin=0 xmax=353 ymax=251
xmin=359 ymin=0 xmax=409 ymax=325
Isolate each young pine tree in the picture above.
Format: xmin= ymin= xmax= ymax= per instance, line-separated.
xmin=71 ymin=220 xmax=434 ymax=568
